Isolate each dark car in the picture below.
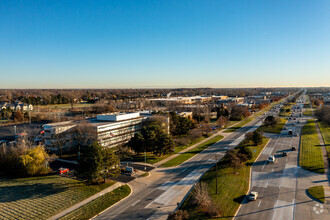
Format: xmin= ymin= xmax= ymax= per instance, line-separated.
xmin=291 ymin=146 xmax=296 ymax=151
xmin=283 ymin=151 xmax=288 ymax=156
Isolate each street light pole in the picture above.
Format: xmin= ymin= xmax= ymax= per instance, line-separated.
xmin=215 ymin=153 xmax=218 ymax=195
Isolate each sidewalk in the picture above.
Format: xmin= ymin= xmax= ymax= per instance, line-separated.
xmin=48 ymin=182 xmax=125 ymax=220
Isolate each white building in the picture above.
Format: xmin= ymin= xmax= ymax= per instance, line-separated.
xmin=43 ymin=112 xmax=146 ymax=149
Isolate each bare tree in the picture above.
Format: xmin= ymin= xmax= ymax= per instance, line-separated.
xmin=191 ymin=182 xmax=211 ymax=208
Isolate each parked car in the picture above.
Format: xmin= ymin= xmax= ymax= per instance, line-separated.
xmin=248 ymin=191 xmax=258 ymax=201
xmin=268 ymin=155 xmax=276 ymax=163
xmin=291 ymin=146 xmax=296 ymax=151
xmin=59 ymin=168 xmax=69 ymax=174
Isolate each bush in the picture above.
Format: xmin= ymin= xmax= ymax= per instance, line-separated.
xmin=168 ymin=210 xmax=189 ymax=220
xmin=238 ymin=145 xmax=253 ymax=160
xmin=191 ymin=182 xmax=211 ymax=208
xmin=204 ymin=203 xmax=223 ymax=218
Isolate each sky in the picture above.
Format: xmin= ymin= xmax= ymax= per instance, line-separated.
xmin=0 ymin=0 xmax=330 ymax=89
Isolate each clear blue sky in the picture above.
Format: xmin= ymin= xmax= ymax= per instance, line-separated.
xmin=1 ymin=0 xmax=329 ymax=88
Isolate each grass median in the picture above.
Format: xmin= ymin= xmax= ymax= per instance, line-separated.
xmin=299 ymin=119 xmax=324 ymax=174
xmin=180 ymin=137 xmax=269 ymax=219
xmin=125 ymin=136 xmax=206 ymax=165
xmin=60 ymin=185 xmax=131 ymax=220
xmin=224 ymin=117 xmax=254 ymax=133
xmin=303 ymin=109 xmax=313 ymax=116
xmin=257 ymin=117 xmax=287 ymax=134
xmin=307 ymin=185 xmax=325 ymax=203
xmin=160 ymin=135 xmax=224 ymax=167
xmin=0 ymin=175 xmax=115 ymax=220
xmin=318 ymin=122 xmax=330 ymax=159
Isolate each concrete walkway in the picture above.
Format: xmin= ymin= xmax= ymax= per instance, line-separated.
xmin=48 ymin=182 xmax=125 ymax=220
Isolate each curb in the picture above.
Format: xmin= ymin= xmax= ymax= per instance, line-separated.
xmin=233 ymin=138 xmax=271 ymax=219
xmin=91 ymin=183 xmax=133 ymax=219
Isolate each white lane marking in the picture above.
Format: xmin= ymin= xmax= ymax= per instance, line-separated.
xmin=146 ymin=169 xmax=203 ymax=208
xmin=271 ymin=200 xmax=294 ymax=220
xmin=258 ymin=201 xmax=262 ymax=207
xmin=131 ymin=199 xmax=140 ymax=206
xmin=145 ymin=201 xmax=153 ymax=208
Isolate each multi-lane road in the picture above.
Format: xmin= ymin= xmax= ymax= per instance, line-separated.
xmin=95 ymin=112 xmax=268 ymax=219
xmin=236 ymin=96 xmax=329 ymax=220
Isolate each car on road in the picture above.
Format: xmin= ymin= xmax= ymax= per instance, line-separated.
xmin=268 ymin=155 xmax=276 ymax=163
xmin=248 ymin=191 xmax=258 ymax=201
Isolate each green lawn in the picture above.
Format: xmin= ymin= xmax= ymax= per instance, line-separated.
xmin=224 ymin=117 xmax=254 ymax=133
xmin=60 ymin=185 xmax=131 ymax=220
xmin=307 ymin=185 xmax=325 ymax=203
xmin=180 ymin=138 xmax=269 ymax=219
xmin=299 ymin=120 xmax=324 ymax=174
xmin=124 ymin=136 xmax=206 ymax=164
xmin=0 ymin=175 xmax=115 ymax=219
xmin=318 ymin=122 xmax=330 ymax=159
xmin=160 ymin=135 xmax=224 ymax=167
xmin=303 ymin=109 xmax=313 ymax=116
xmin=257 ymin=118 xmax=287 ymax=134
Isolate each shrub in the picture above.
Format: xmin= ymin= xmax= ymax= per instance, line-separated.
xmin=205 ymin=203 xmax=223 ymax=218
xmin=238 ymin=145 xmax=253 ymax=160
xmin=191 ymin=182 xmax=211 ymax=208
xmin=168 ymin=210 xmax=189 ymax=220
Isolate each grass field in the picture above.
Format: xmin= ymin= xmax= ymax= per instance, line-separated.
xmin=160 ymin=135 xmax=224 ymax=167
xmin=318 ymin=122 xmax=330 ymax=159
xmin=60 ymin=185 xmax=131 ymax=220
xmin=299 ymin=119 xmax=324 ymax=174
xmin=180 ymin=138 xmax=269 ymax=219
xmin=125 ymin=136 xmax=206 ymax=164
xmin=257 ymin=118 xmax=287 ymax=134
xmin=224 ymin=117 xmax=254 ymax=133
xmin=307 ymin=185 xmax=325 ymax=203
xmin=0 ymin=175 xmax=115 ymax=219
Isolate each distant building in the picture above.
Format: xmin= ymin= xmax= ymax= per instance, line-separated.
xmin=43 ymin=112 xmax=169 ymax=150
xmin=0 ymin=102 xmax=33 ymax=111
xmin=177 ymin=111 xmax=193 ymax=119
xmin=149 ymin=96 xmax=212 ymax=106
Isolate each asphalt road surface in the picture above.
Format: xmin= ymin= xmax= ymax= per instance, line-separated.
xmin=94 ymin=108 xmax=278 ymax=220
xmin=236 ymin=96 xmax=329 ymax=220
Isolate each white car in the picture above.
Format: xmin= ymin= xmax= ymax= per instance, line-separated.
xmin=248 ymin=191 xmax=258 ymax=201
xmin=268 ymin=156 xmax=276 ymax=163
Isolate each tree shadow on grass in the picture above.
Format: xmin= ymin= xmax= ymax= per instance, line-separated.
xmin=0 ymin=182 xmax=68 ymax=203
